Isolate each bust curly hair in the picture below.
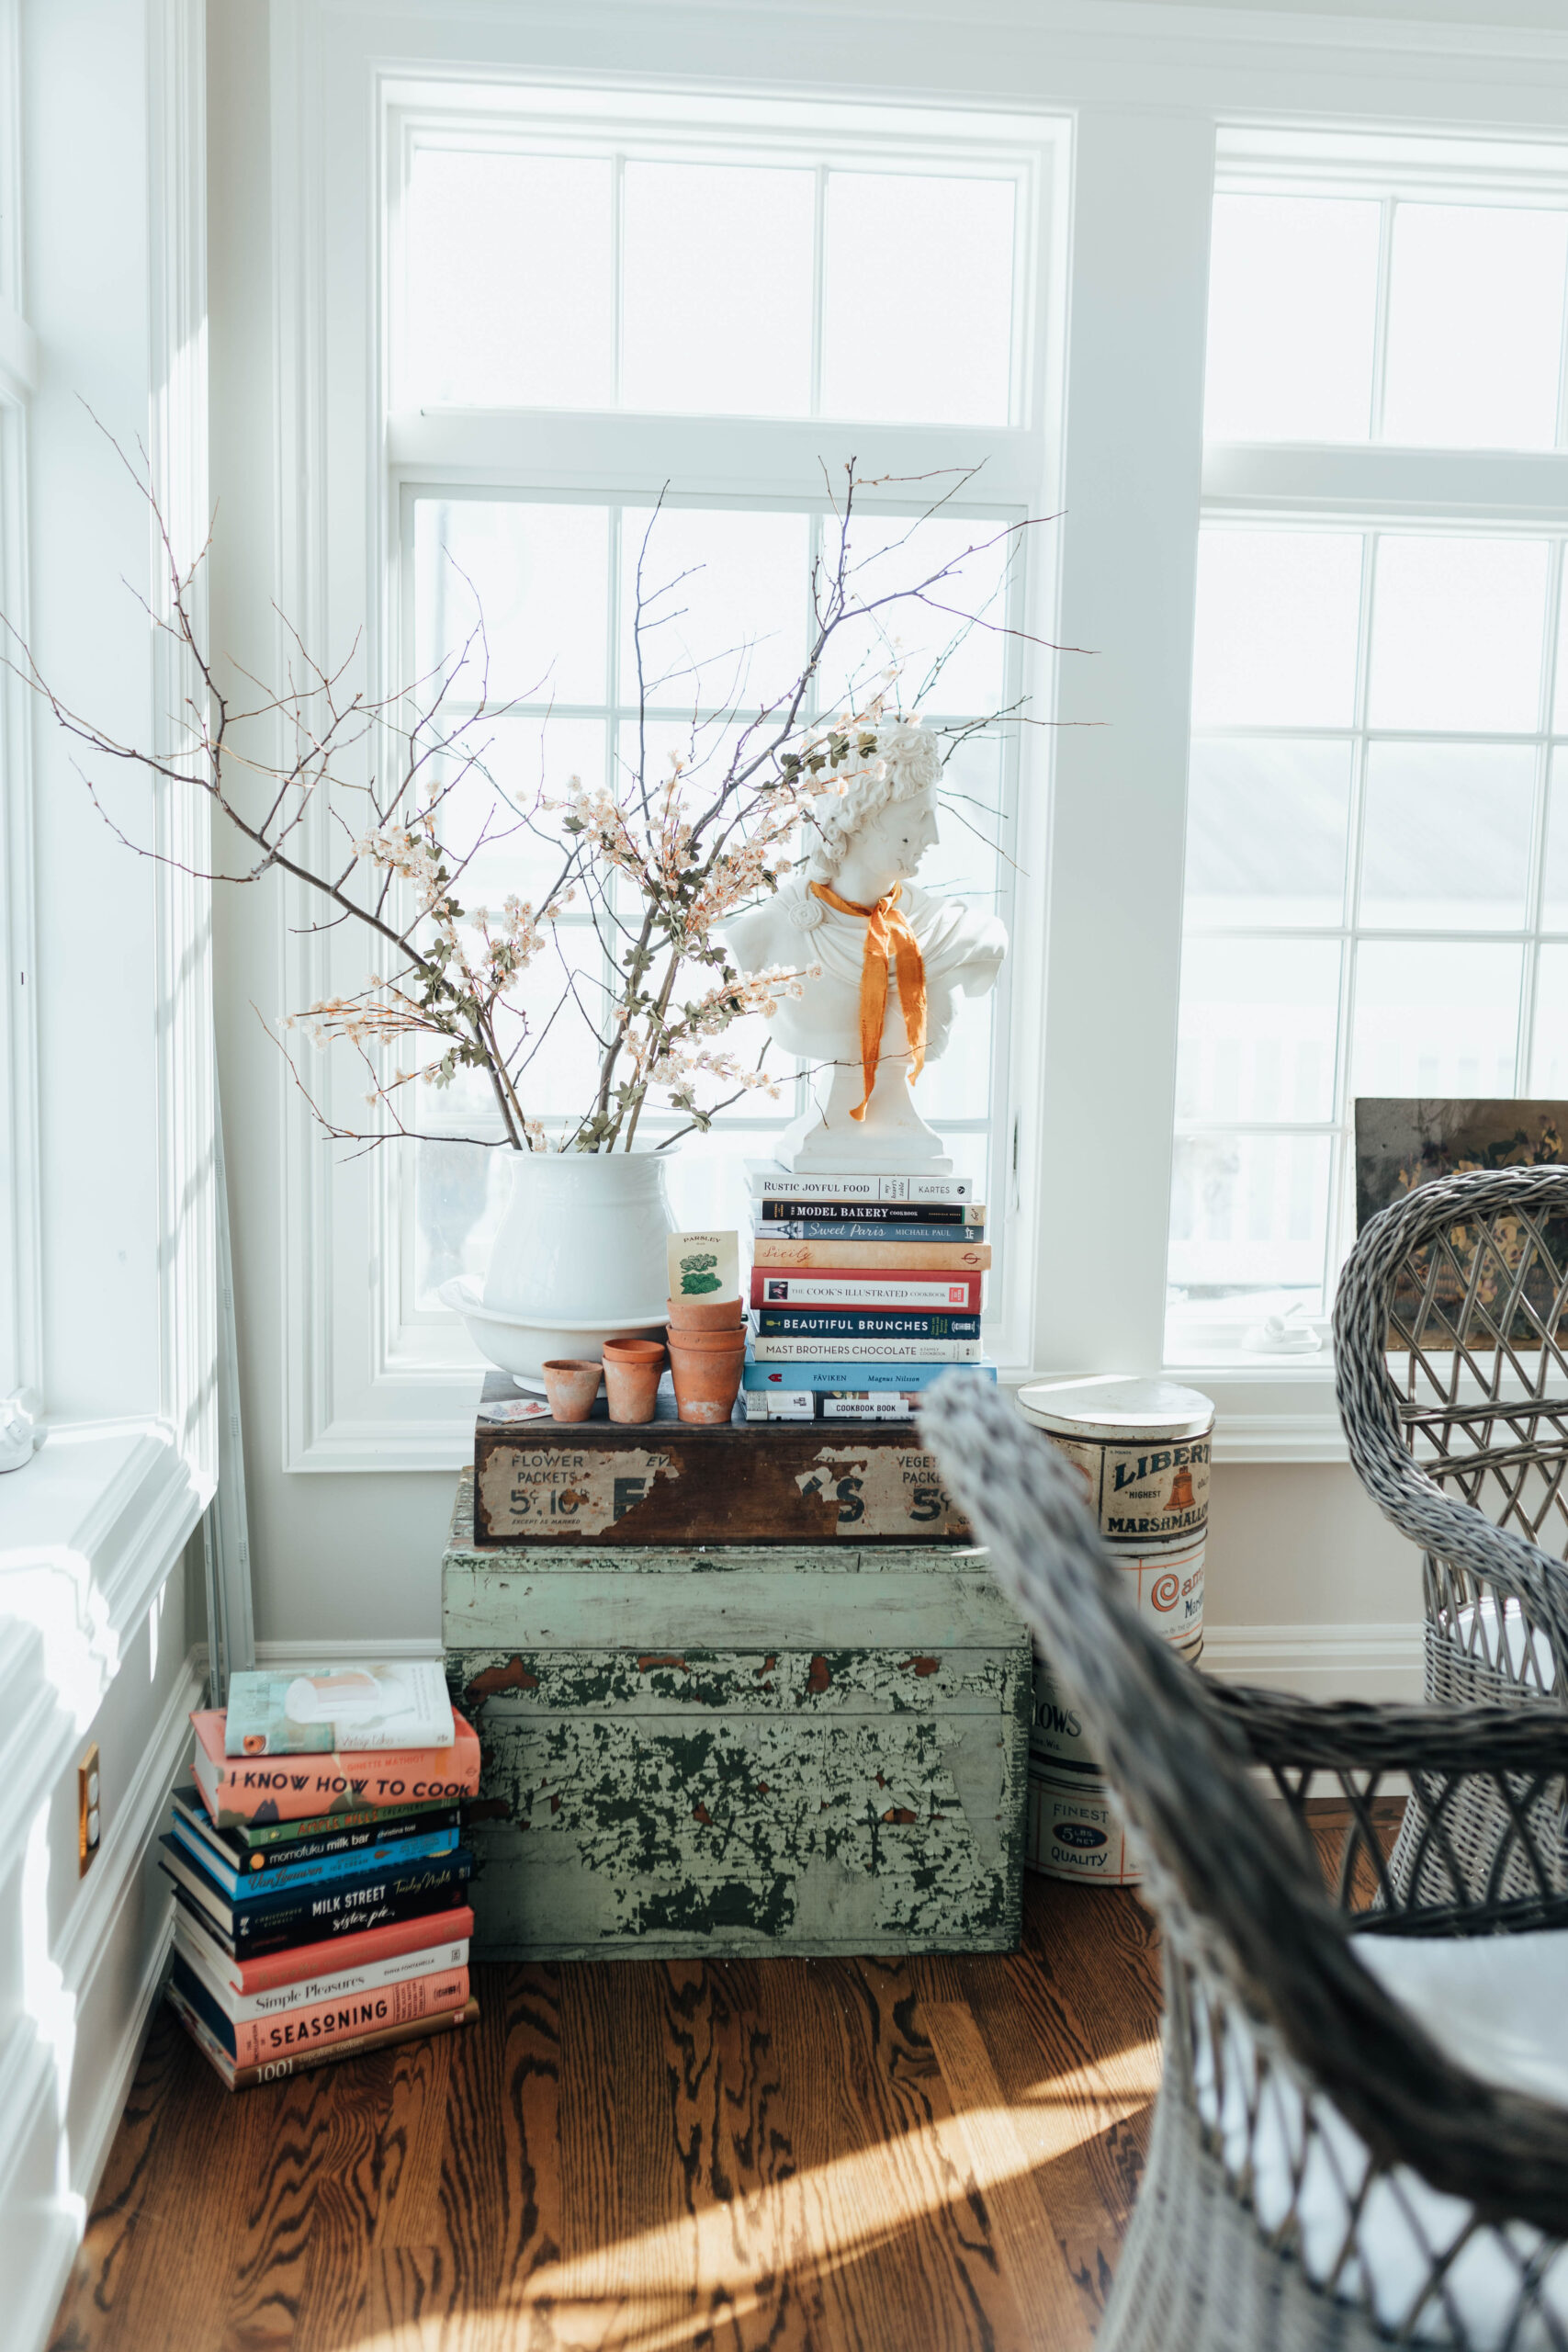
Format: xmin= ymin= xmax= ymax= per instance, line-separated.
xmin=801 ymin=719 xmax=942 ymax=887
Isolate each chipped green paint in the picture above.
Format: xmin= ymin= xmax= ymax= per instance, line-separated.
xmin=451 ymin=1645 xmax=1019 ymax=1718
xmin=442 ymin=1489 xmax=1030 ymax=1960
xmin=450 ymin=1707 xmax=1025 ymax=1954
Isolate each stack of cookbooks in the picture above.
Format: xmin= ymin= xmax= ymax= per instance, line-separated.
xmin=163 ymin=1661 xmax=480 ymax=2089
xmin=743 ymin=1164 xmax=997 ymax=1422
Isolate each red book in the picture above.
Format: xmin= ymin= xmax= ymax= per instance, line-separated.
xmin=187 ymin=1904 xmax=477 ymax=1997
xmin=750 ymin=1268 xmax=983 ymax=1311
xmin=190 ymin=1709 xmax=480 ymax=1827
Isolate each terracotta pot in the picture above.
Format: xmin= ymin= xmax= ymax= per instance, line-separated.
xmin=667 ymin=1337 xmax=745 ymax=1425
xmin=604 ymin=1353 xmax=662 ymax=1425
xmin=666 ymin=1294 xmax=747 ymax=1334
xmin=541 ymin=1359 xmax=604 ymax=1422
xmin=663 ymin=1321 xmax=747 ymax=1351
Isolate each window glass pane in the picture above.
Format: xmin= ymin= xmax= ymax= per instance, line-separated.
xmin=1531 ymin=945 xmax=1568 ymax=1092
xmin=502 ymin=923 xmax=613 ymax=1117
xmin=435 ymin=715 xmax=607 ymax=913
xmin=922 ymin=732 xmax=1005 ymax=903
xmin=414 ymin=500 xmax=610 ymax=704
xmin=1184 ymin=739 xmax=1350 ymax=928
xmin=1203 ymin=194 xmax=1379 ymax=443
xmin=818 ymin=513 xmax=1013 ymax=718
xmin=919 ymin=988 xmax=993 ymax=1122
xmin=1359 ymin=742 xmax=1535 ymax=932
xmin=621 ymin=163 xmax=814 ymax=416
xmin=1540 ymin=749 xmax=1568 ymax=930
xmin=1367 ymin=537 xmax=1548 ymax=732
xmin=1382 ymin=203 xmax=1568 ymax=451
xmin=821 ymin=173 xmax=1015 ymax=426
xmin=1350 ymin=940 xmax=1521 ymax=1098
xmin=1176 ymin=939 xmax=1341 ymax=1124
xmin=1168 ymin=1133 xmax=1334 ymax=1303
xmin=405 ymin=149 xmax=615 ymax=411
xmin=619 ymin=506 xmax=808 ymax=712
xmin=1190 ymin=531 xmax=1362 ymax=729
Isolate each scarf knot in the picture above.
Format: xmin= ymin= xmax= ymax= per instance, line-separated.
xmin=808 ymin=883 xmax=928 ymax=1120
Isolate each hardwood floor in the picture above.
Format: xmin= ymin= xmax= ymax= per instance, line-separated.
xmin=48 ymin=1874 xmax=1164 ymax=2352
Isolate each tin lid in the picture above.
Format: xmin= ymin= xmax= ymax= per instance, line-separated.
xmin=1016 ymin=1374 xmax=1214 ymax=1442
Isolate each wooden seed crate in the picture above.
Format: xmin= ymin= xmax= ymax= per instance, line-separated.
xmin=444 ymin=1472 xmax=1029 ymax=1961
xmin=471 ymin=1374 xmax=972 ymax=1548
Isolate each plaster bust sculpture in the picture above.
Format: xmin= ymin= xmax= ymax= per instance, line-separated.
xmin=723 ymin=720 xmax=1008 ymax=1171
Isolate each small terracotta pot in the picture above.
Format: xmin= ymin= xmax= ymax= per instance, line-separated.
xmin=542 ymin=1359 xmax=604 ymax=1422
xmin=604 ymin=1353 xmax=662 ymax=1425
xmin=667 ymin=1336 xmax=745 ymax=1425
xmin=666 ymin=1293 xmax=747 ymax=1334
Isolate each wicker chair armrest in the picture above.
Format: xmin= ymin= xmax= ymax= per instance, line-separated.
xmin=920 ymin=1374 xmax=1568 ymax=2235
xmin=1209 ymin=1682 xmax=1568 ymax=1775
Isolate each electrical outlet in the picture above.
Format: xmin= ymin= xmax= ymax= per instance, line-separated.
xmin=78 ymin=1744 xmax=101 ymax=1876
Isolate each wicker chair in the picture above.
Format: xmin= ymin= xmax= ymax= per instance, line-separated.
xmin=1335 ymin=1162 xmax=1568 ymax=1710
xmin=920 ymin=1374 xmax=1568 ymax=2352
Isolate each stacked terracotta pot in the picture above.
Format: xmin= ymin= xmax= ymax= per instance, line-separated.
xmin=665 ymin=1293 xmax=746 ymax=1424
xmin=540 ymin=1334 xmax=669 ymax=1425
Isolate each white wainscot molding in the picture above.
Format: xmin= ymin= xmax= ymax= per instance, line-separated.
xmin=0 ymin=1637 xmax=204 ymax=2352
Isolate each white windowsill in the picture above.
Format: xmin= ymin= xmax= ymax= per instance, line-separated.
xmin=0 ymin=1417 xmax=209 ymax=1727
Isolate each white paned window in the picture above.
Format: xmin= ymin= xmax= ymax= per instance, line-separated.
xmin=267 ymin=78 xmax=1065 ymax=1459
xmin=1205 ymin=150 xmax=1568 ymax=451
xmin=1172 ymin=128 xmax=1568 ymax=1362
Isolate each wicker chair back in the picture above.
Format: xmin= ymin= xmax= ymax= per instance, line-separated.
xmin=1335 ymin=1164 xmax=1568 ymax=1704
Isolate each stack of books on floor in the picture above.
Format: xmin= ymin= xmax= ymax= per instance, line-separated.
xmin=163 ymin=1661 xmax=481 ymax=2089
xmin=743 ymin=1163 xmax=998 ymax=1422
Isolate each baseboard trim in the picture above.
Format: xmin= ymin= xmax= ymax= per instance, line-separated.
xmin=254 ymin=1636 xmax=445 ymax=1664
xmin=1201 ymin=1620 xmax=1424 ymax=1702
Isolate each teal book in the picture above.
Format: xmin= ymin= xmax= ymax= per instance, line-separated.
xmin=223 ymin=1660 xmax=454 ymax=1757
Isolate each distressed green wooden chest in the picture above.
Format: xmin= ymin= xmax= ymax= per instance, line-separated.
xmin=442 ymin=1474 xmax=1030 ymax=1961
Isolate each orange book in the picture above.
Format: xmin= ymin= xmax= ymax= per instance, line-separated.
xmin=190 ymin=1708 xmax=480 ymax=1827
xmin=171 ymin=1951 xmax=469 ymax=2069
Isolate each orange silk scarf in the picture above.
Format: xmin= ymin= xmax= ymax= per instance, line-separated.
xmin=808 ymin=882 xmax=928 ymax=1120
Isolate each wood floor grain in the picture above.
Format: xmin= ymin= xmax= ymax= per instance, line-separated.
xmin=48 ymin=1875 xmax=1161 ymax=2352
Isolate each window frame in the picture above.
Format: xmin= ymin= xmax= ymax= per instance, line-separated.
xmin=1175 ymin=128 xmax=1568 ymax=1385
xmin=0 ymin=0 xmax=39 ymax=1408
xmin=278 ymin=28 xmax=1069 ymax=1469
xmin=271 ymin=0 xmax=1568 ymax=1473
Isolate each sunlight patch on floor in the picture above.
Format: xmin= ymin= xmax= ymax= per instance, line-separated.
xmin=344 ymin=2063 xmax=1159 ymax=2352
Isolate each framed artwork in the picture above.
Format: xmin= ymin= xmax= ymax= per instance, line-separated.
xmin=1354 ymin=1100 xmax=1568 ymax=1351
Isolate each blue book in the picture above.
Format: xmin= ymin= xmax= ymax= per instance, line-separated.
xmin=756 ymin=1220 xmax=987 ymax=1245
xmin=751 ymin=1309 xmax=982 ymax=1341
xmin=160 ymin=1834 xmax=472 ymax=1954
xmin=742 ymin=1359 xmax=998 ymax=1392
xmin=170 ymin=1812 xmax=459 ymax=1902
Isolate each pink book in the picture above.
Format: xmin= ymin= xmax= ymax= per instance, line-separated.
xmin=191 ymin=1962 xmax=470 ymax=2069
xmin=190 ymin=1709 xmax=479 ymax=1826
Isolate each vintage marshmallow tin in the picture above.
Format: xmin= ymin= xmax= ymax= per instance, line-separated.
xmin=1016 ymin=1375 xmax=1213 ymax=1647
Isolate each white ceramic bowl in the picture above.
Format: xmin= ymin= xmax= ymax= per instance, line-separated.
xmin=440 ymin=1276 xmax=666 ymax=1388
